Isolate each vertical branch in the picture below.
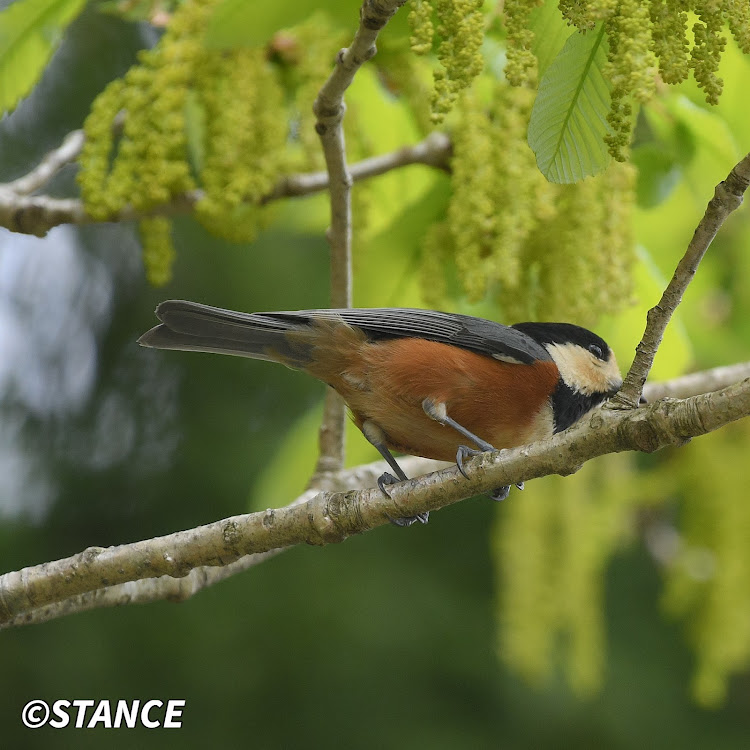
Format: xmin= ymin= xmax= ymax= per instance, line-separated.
xmin=613 ymin=153 xmax=750 ymax=408
xmin=310 ymin=0 xmax=407 ymax=477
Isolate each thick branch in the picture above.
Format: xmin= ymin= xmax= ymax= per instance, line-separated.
xmin=7 ymin=360 xmax=749 ymax=627
xmin=615 ymin=153 xmax=750 ymax=407
xmin=1 ymin=378 xmax=749 ymax=627
xmin=0 ymin=456 xmax=444 ymax=628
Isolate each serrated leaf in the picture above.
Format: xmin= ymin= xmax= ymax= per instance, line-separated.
xmin=528 ymin=24 xmax=612 ymax=184
xmin=0 ymin=0 xmax=87 ymax=115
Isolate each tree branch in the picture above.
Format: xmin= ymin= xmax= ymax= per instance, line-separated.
xmin=5 ymin=129 xmax=85 ymax=195
xmin=1 ymin=358 xmax=748 ymax=629
xmin=642 ymin=360 xmax=750 ymax=401
xmin=1 ymin=375 xmax=749 ymax=628
xmin=310 ymin=0 xmax=407 ymax=476
xmin=0 ymin=131 xmax=450 ymax=237
xmin=614 ymin=153 xmax=750 ymax=407
xmin=0 ymin=456 xmax=444 ymax=628
xmin=260 ymin=130 xmax=451 ymax=203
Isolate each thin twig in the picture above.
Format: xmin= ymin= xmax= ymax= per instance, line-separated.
xmin=614 ymin=153 xmax=750 ymax=407
xmin=0 ymin=131 xmax=447 ymax=236
xmin=5 ymin=130 xmax=86 ymax=195
xmin=260 ymin=130 xmax=451 ymax=204
xmin=3 ymin=552 xmax=280 ymax=628
xmin=310 ymin=0 xmax=407 ymax=475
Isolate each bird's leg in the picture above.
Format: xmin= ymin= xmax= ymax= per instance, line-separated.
xmin=361 ymin=421 xmax=429 ymax=527
xmin=422 ymin=398 xmax=523 ymax=501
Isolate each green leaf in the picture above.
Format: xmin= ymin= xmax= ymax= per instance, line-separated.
xmin=631 ymin=144 xmax=682 ymax=209
xmin=529 ymin=0 xmax=571 ymax=79
xmin=205 ymin=0 xmax=356 ymax=49
xmin=527 ymin=24 xmax=612 ymax=184
xmin=183 ymin=88 xmax=206 ymax=179
xmin=0 ymin=0 xmax=87 ymax=115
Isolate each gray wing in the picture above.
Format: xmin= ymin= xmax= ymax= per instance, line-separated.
xmin=272 ymin=307 xmax=552 ymax=364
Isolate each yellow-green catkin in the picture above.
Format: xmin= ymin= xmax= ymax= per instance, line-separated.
xmin=79 ymin=0 xmax=290 ymax=250
xmin=604 ymin=0 xmax=658 ymax=161
xmin=494 ymin=455 xmax=637 ymax=695
xmin=504 ymin=0 xmax=745 ymax=159
xmin=661 ymin=423 xmax=750 ymax=707
xmin=502 ymin=0 xmax=544 ymax=86
xmin=689 ymin=2 xmax=727 ymax=105
xmin=408 ymin=0 xmax=485 ymax=123
xmin=78 ymin=0 xmax=217 ymax=219
xmin=650 ymin=0 xmax=690 ymax=84
xmin=139 ymin=216 xmax=176 ymax=286
xmin=724 ymin=0 xmax=750 ymax=53
xmin=517 ymin=161 xmax=636 ymax=324
xmin=422 ymin=79 xmax=636 ymax=324
xmin=437 ymin=83 xmax=552 ymax=304
xmin=408 ymin=0 xmax=435 ymax=55
xmin=194 ymin=47 xmax=286 ymax=242
xmin=557 ymin=0 xmax=617 ymax=30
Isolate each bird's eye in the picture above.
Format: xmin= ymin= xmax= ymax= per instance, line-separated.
xmin=588 ymin=343 xmax=604 ymax=360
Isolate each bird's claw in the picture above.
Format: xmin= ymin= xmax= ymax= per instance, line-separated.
xmin=387 ymin=511 xmax=430 ymax=527
xmin=456 ymin=445 xmax=483 ymax=479
xmin=378 ymin=472 xmax=430 ymax=527
xmin=377 ymin=471 xmax=400 ymax=498
xmin=488 ymin=485 xmax=511 ymax=502
xmin=456 ymin=445 xmax=523 ymax=502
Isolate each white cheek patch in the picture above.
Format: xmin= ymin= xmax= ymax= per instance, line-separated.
xmin=545 ymin=342 xmax=622 ymax=395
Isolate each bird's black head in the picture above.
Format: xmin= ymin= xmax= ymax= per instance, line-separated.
xmin=513 ymin=322 xmax=622 ymax=432
xmin=512 ymin=322 xmax=611 ymax=362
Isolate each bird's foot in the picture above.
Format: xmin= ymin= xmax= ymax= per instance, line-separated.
xmin=455 ymin=445 xmax=523 ymax=502
xmin=377 ymin=471 xmax=400 ymax=497
xmin=455 ymin=445 xmax=484 ymax=479
xmin=378 ymin=472 xmax=430 ymax=527
xmin=387 ymin=511 xmax=430 ymax=527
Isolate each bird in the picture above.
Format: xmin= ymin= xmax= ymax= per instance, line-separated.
xmin=139 ymin=301 xmax=623 ymax=526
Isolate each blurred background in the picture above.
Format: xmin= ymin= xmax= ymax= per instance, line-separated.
xmin=1 ymin=1 xmax=750 ymax=747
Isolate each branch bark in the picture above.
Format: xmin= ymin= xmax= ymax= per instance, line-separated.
xmin=1 ymin=377 xmax=749 ymax=628
xmin=614 ymin=153 xmax=750 ymax=407
xmin=311 ymin=0 xmax=407 ymax=476
xmin=0 ymin=131 xmax=450 ymax=237
xmin=0 ymin=456 xmax=445 ymax=628
xmin=5 ymin=129 xmax=85 ymax=195
xmin=2 ymin=357 xmax=749 ymax=629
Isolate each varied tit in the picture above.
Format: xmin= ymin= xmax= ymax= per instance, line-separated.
xmin=139 ymin=301 xmax=622 ymax=526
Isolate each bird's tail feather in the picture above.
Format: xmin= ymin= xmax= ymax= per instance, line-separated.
xmin=138 ymin=300 xmax=314 ymax=367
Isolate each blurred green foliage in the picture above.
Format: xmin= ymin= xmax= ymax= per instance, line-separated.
xmin=1 ymin=0 xmax=750 ymax=747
